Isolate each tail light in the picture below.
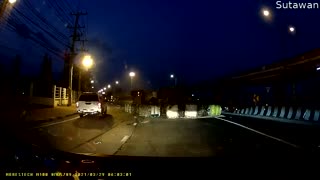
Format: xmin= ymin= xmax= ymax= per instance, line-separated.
xmin=76 ymin=102 xmax=79 ymax=107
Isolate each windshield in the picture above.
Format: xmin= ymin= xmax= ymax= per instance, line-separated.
xmin=1 ymin=0 xmax=319 ymax=176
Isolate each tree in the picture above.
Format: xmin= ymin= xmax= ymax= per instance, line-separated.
xmin=38 ymin=53 xmax=53 ymax=97
xmin=10 ymin=55 xmax=22 ymax=95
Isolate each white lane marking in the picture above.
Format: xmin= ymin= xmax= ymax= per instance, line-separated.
xmin=33 ymin=116 xmax=80 ymax=128
xmin=214 ymin=116 xmax=300 ymax=148
xmin=120 ymin=135 xmax=130 ymax=143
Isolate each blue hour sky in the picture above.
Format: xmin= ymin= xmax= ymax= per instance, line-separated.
xmin=1 ymin=0 xmax=320 ymax=89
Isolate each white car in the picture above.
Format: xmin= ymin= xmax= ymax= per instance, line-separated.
xmin=76 ymin=93 xmax=107 ymax=117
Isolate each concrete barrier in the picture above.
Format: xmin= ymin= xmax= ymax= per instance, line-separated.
xmin=279 ymin=106 xmax=286 ymax=118
xmin=266 ymin=106 xmax=272 ymax=116
xmin=208 ymin=105 xmax=222 ymax=116
xmin=303 ymin=109 xmax=311 ymax=121
xmin=286 ymin=107 xmax=293 ymax=119
xmin=185 ymin=104 xmax=197 ymax=118
xmin=249 ymin=107 xmax=253 ymax=115
xmin=166 ymin=105 xmax=179 ymax=119
xmin=272 ymin=107 xmax=278 ymax=117
xmin=259 ymin=106 xmax=265 ymax=116
xmin=151 ymin=105 xmax=160 ymax=117
xmin=294 ymin=108 xmax=302 ymax=120
xmin=226 ymin=105 xmax=320 ymax=125
xmin=314 ymin=110 xmax=320 ymax=121
xmin=253 ymin=106 xmax=259 ymax=115
xmin=245 ymin=108 xmax=249 ymax=115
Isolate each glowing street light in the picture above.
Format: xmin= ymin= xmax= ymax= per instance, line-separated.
xmin=129 ymin=72 xmax=135 ymax=90
xmin=129 ymin=72 xmax=135 ymax=77
xmin=288 ymin=26 xmax=296 ymax=34
xmin=91 ymin=80 xmax=94 ymax=84
xmin=107 ymin=84 xmax=111 ymax=89
xmin=260 ymin=7 xmax=272 ymax=22
xmin=8 ymin=0 xmax=17 ymax=4
xmin=115 ymin=81 xmax=119 ymax=85
xmin=104 ymin=87 xmax=106 ymax=90
xmin=91 ymin=86 xmax=94 ymax=89
xmin=82 ymin=55 xmax=93 ymax=69
xmin=170 ymin=74 xmax=177 ymax=87
xmin=262 ymin=9 xmax=270 ymax=17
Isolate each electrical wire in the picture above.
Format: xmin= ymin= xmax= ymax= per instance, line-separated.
xmin=23 ymin=0 xmax=69 ymax=41
xmin=13 ymin=7 xmax=70 ymax=48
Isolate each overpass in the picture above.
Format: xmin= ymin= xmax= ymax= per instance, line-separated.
xmin=215 ymin=48 xmax=320 ymax=108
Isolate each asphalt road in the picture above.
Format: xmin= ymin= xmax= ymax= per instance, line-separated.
xmin=10 ymin=106 xmax=316 ymax=159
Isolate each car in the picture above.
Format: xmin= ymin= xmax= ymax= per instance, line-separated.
xmin=76 ymin=92 xmax=107 ymax=117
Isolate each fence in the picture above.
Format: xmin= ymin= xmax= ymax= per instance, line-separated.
xmin=53 ymin=85 xmax=79 ymax=106
xmin=28 ymin=85 xmax=79 ymax=107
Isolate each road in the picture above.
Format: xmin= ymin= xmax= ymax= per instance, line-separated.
xmin=17 ymin=105 xmax=320 ymax=159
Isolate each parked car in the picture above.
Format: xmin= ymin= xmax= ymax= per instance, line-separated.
xmin=76 ymin=92 xmax=107 ymax=117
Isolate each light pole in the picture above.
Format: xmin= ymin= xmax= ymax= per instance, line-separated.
xmin=129 ymin=72 xmax=135 ymax=90
xmin=78 ymin=55 xmax=93 ymax=95
xmin=170 ymin=74 xmax=177 ymax=87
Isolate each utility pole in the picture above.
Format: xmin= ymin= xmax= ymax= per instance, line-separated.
xmin=78 ymin=39 xmax=88 ymax=98
xmin=67 ymin=11 xmax=87 ymax=106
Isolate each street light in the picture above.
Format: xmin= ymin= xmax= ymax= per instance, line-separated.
xmin=104 ymin=87 xmax=106 ymax=90
xmin=260 ymin=7 xmax=273 ymax=23
xmin=8 ymin=0 xmax=16 ymax=4
xmin=262 ymin=9 xmax=270 ymax=17
xmin=115 ymin=81 xmax=119 ymax=85
xmin=91 ymin=80 xmax=94 ymax=84
xmin=129 ymin=72 xmax=135 ymax=90
xmin=288 ymin=26 xmax=296 ymax=35
xmin=108 ymin=84 xmax=111 ymax=89
xmin=170 ymin=74 xmax=177 ymax=87
xmin=82 ymin=55 xmax=93 ymax=69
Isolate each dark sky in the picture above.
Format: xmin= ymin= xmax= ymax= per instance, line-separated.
xmin=1 ymin=0 xmax=320 ymax=90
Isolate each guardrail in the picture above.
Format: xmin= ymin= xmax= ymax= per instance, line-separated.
xmin=225 ymin=105 xmax=320 ymax=125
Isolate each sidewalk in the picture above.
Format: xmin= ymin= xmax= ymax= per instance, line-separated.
xmin=26 ymin=104 xmax=77 ymax=121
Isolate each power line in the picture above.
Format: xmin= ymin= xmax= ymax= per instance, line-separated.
xmin=23 ymin=0 xmax=69 ymax=41
xmin=4 ymin=13 xmax=63 ymax=60
xmin=60 ymin=0 xmax=76 ymax=14
xmin=51 ymin=0 xmax=73 ymax=24
xmin=13 ymin=7 xmax=70 ymax=48
xmin=45 ymin=0 xmax=72 ymax=26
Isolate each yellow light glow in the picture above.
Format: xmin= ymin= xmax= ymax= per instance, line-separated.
xmin=82 ymin=55 xmax=93 ymax=68
xmin=8 ymin=0 xmax=16 ymax=4
xmin=263 ymin=9 xmax=270 ymax=17
xmin=129 ymin=72 xmax=135 ymax=77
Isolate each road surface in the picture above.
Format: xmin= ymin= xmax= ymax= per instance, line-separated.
xmin=16 ymin=105 xmax=320 ymax=158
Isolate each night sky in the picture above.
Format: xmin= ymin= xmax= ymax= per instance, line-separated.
xmin=1 ymin=0 xmax=320 ymax=90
